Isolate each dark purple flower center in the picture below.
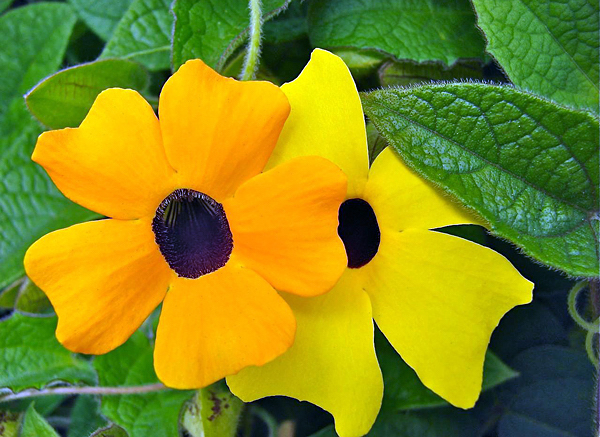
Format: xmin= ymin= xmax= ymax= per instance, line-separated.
xmin=152 ymin=189 xmax=233 ymax=278
xmin=337 ymin=198 xmax=380 ymax=268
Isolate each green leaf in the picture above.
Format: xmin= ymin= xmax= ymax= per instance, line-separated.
xmin=20 ymin=404 xmax=59 ymax=437
xmin=172 ymin=0 xmax=291 ymax=71
xmin=471 ymin=0 xmax=599 ymax=113
xmin=379 ymin=60 xmax=483 ymax=87
xmin=376 ymin=333 xmax=517 ymax=411
xmin=90 ymin=425 xmax=130 ymax=437
xmin=309 ymin=408 xmax=479 ymax=437
xmin=0 ymin=3 xmax=96 ymax=290
xmin=26 ymin=59 xmax=150 ymax=129
xmin=67 ymin=0 xmax=134 ymax=40
xmin=0 ymin=410 xmax=22 ymax=437
xmin=0 ymin=2 xmax=76 ymax=118
xmin=182 ymin=382 xmax=244 ymax=437
xmin=0 ymin=313 xmax=96 ymax=392
xmin=68 ymin=396 xmax=107 ymax=437
xmin=362 ymin=83 xmax=599 ymax=277
xmin=499 ymin=378 xmax=593 ymax=437
xmin=100 ymin=0 xmax=173 ymax=71
xmin=94 ymin=332 xmax=193 ymax=437
xmin=0 ymin=0 xmax=14 ymax=14
xmin=308 ymin=0 xmax=486 ymax=65
xmin=14 ymin=279 xmax=53 ymax=315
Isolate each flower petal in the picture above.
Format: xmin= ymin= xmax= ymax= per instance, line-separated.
xmin=154 ymin=263 xmax=296 ymax=389
xmin=33 ymin=89 xmax=177 ymax=219
xmin=362 ymin=228 xmax=533 ymax=408
xmin=158 ymin=59 xmax=290 ymax=201
xmin=223 ymin=156 xmax=347 ymax=297
xmin=24 ymin=219 xmax=172 ymax=354
xmin=364 ymin=147 xmax=483 ymax=231
xmin=227 ymin=270 xmax=383 ymax=437
xmin=267 ymin=49 xmax=370 ymax=197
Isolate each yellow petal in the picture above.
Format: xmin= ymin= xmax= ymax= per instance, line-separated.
xmin=362 ymin=228 xmax=533 ymax=408
xmin=228 ymin=270 xmax=383 ymax=437
xmin=24 ymin=219 xmax=172 ymax=354
xmin=267 ymin=49 xmax=370 ymax=197
xmin=33 ymin=89 xmax=177 ymax=219
xmin=154 ymin=263 xmax=296 ymax=389
xmin=223 ymin=156 xmax=347 ymax=297
xmin=364 ymin=147 xmax=484 ymax=231
xmin=158 ymin=59 xmax=290 ymax=202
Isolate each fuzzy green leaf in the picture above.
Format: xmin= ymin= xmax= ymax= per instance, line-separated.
xmin=67 ymin=0 xmax=134 ymax=40
xmin=20 ymin=404 xmax=59 ymax=437
xmin=0 ymin=0 xmax=14 ymax=13
xmin=0 ymin=3 xmax=96 ymax=290
xmin=308 ymin=0 xmax=485 ymax=65
xmin=100 ymin=0 xmax=173 ymax=71
xmin=0 ymin=3 xmax=76 ymax=118
xmin=26 ymin=59 xmax=149 ymax=129
xmin=362 ymin=84 xmax=599 ymax=277
xmin=94 ymin=332 xmax=192 ymax=437
xmin=471 ymin=0 xmax=599 ymax=113
xmin=68 ymin=396 xmax=107 ymax=437
xmin=90 ymin=425 xmax=130 ymax=437
xmin=172 ymin=0 xmax=290 ymax=71
xmin=0 ymin=314 xmax=95 ymax=392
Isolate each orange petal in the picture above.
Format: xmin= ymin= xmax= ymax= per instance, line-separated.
xmin=33 ymin=89 xmax=177 ymax=219
xmin=154 ymin=263 xmax=296 ymax=389
xmin=24 ymin=219 xmax=172 ymax=354
xmin=223 ymin=156 xmax=347 ymax=297
xmin=158 ymin=59 xmax=290 ymax=201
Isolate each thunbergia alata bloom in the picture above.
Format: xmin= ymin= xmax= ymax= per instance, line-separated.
xmin=227 ymin=49 xmax=534 ymax=437
xmin=24 ymin=59 xmax=348 ymax=388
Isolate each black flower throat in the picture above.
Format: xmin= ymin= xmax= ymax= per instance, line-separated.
xmin=337 ymin=198 xmax=381 ymax=268
xmin=152 ymin=189 xmax=233 ymax=278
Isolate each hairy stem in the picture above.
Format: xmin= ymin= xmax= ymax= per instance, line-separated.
xmin=0 ymin=383 xmax=167 ymax=403
xmin=239 ymin=0 xmax=262 ymax=81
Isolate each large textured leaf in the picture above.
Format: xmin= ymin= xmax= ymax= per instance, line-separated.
xmin=0 ymin=3 xmax=76 ymax=119
xmin=26 ymin=59 xmax=149 ymax=129
xmin=94 ymin=332 xmax=193 ymax=437
xmin=172 ymin=0 xmax=290 ymax=71
xmin=68 ymin=396 xmax=107 ymax=437
xmin=67 ymin=0 xmax=134 ymax=40
xmin=308 ymin=0 xmax=485 ymax=65
xmin=0 ymin=3 xmax=96 ymax=290
xmin=362 ymin=84 xmax=599 ymax=277
xmin=100 ymin=0 xmax=173 ymax=71
xmin=0 ymin=314 xmax=96 ymax=392
xmin=376 ymin=333 xmax=517 ymax=411
xmin=497 ymin=346 xmax=594 ymax=437
xmin=472 ymin=0 xmax=599 ymax=113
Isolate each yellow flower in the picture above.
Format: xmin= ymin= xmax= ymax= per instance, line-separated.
xmin=23 ymin=60 xmax=348 ymax=389
xmin=227 ymin=50 xmax=534 ymax=437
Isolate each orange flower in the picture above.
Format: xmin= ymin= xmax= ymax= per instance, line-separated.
xmin=24 ymin=60 xmax=347 ymax=388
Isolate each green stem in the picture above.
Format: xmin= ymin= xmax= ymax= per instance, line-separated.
xmin=585 ymin=328 xmax=599 ymax=367
xmin=0 ymin=383 xmax=167 ymax=403
xmin=239 ymin=0 xmax=263 ymax=81
xmin=567 ymin=280 xmax=599 ymax=332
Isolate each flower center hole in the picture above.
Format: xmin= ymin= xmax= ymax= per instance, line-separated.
xmin=337 ymin=198 xmax=380 ymax=268
xmin=152 ymin=189 xmax=233 ymax=278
